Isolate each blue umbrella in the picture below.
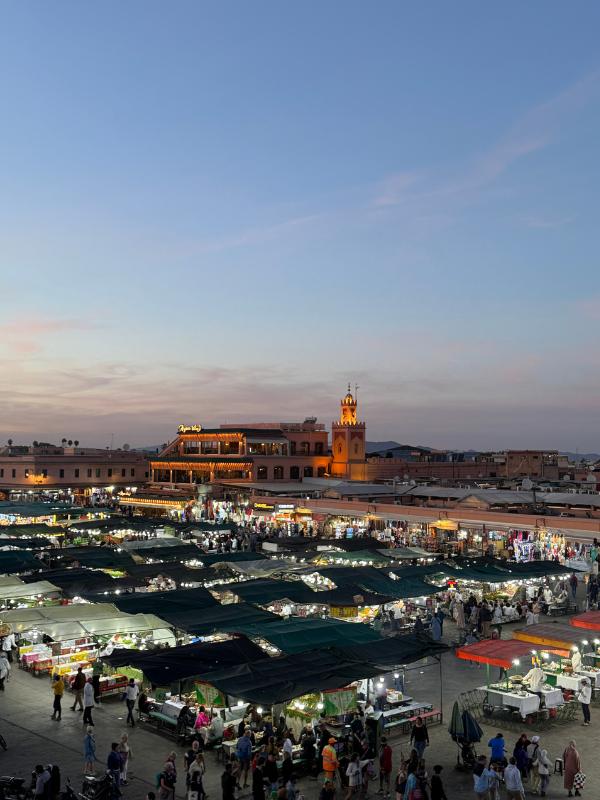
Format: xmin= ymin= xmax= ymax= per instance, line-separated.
xmin=461 ymin=710 xmax=483 ymax=743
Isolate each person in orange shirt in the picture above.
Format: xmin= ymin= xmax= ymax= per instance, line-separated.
xmin=51 ymin=674 xmax=65 ymax=721
xmin=322 ymin=738 xmax=339 ymax=782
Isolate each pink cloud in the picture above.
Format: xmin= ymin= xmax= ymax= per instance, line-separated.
xmin=0 ymin=317 xmax=96 ymax=356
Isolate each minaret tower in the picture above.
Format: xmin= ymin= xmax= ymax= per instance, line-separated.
xmin=331 ymin=384 xmax=366 ymax=479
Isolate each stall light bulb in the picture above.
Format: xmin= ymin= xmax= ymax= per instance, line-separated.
xmin=582 ymin=640 xmax=589 ymax=646
xmin=393 ymin=672 xmax=399 ymax=679
xmin=541 ymin=652 xmax=549 ymax=660
xmin=594 ymin=639 xmax=600 ymax=646
xmin=531 ymin=649 xmax=537 ymax=655
xmin=512 ymin=659 xmax=520 ymax=666
xmin=257 ymin=707 xmax=263 ymax=715
xmin=317 ymin=702 xmax=323 ymax=710
xmin=237 ymin=700 xmax=243 ymax=707
xmin=572 ymin=645 xmax=579 ymax=652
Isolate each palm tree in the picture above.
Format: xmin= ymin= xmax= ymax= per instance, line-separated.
xmin=74 ymin=440 xmax=79 ymax=447
xmin=61 ymin=438 xmax=67 ymax=446
xmin=68 ymin=440 xmax=73 ymax=446
xmin=32 ymin=440 xmax=39 ymax=447
xmin=7 ymin=439 xmax=12 ymax=447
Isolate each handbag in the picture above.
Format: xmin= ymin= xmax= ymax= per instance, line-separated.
xmin=573 ymin=772 xmax=586 ymax=790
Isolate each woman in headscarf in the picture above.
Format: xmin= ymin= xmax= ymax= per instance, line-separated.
xmin=563 ymin=740 xmax=581 ymax=798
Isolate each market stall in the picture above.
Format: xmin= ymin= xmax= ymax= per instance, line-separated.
xmin=0 ymin=578 xmax=61 ymax=608
xmin=455 ymin=638 xmax=566 ymax=720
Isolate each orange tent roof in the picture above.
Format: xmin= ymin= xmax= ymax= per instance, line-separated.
xmin=513 ymin=623 xmax=581 ymax=652
xmin=570 ymin=611 xmax=600 ymax=632
xmin=455 ymin=639 xmax=539 ymax=669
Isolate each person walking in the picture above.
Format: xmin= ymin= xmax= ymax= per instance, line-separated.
xmin=118 ymin=734 xmax=132 ymax=785
xmin=570 ymin=574 xmax=578 ymax=600
xmin=377 ymin=736 xmax=392 ymax=798
xmin=83 ymin=678 xmax=95 ymax=726
xmin=188 ymin=752 xmax=206 ymax=800
xmin=322 ymin=738 xmax=339 ymax=783
xmin=84 ymin=727 xmax=97 ymax=775
xmin=235 ymin=727 xmax=253 ymax=788
xmin=51 ymin=674 xmax=64 ymax=721
xmin=563 ymin=741 xmax=582 ymax=798
xmin=158 ymin=762 xmax=176 ymax=800
xmin=125 ymin=678 xmax=139 ymax=727
xmin=71 ymin=666 xmax=86 ymax=712
xmin=576 ymin=679 xmax=592 ymax=725
xmin=409 ymin=717 xmax=429 ymax=760
xmin=0 ymin=652 xmax=9 ymax=692
xmin=537 ymin=749 xmax=551 ymax=797
xmin=107 ymin=743 xmax=122 ymax=789
xmin=221 ymin=763 xmax=236 ymax=800
xmin=473 ymin=760 xmax=499 ymax=800
xmin=504 ymin=757 xmax=525 ymax=800
xmin=345 ymin=754 xmax=361 ymax=800
xmin=430 ymin=765 xmax=447 ymax=800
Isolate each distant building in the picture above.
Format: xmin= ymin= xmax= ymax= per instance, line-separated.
xmin=0 ymin=443 xmax=148 ymax=500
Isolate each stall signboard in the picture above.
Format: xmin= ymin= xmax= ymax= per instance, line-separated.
xmin=276 ymin=504 xmax=295 ymax=512
xmin=254 ymin=503 xmax=275 ymax=512
xmin=323 ymin=686 xmax=357 ymax=716
xmin=195 ymin=680 xmax=226 ymax=707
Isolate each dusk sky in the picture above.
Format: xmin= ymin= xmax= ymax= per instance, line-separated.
xmin=2 ymin=2 xmax=600 ymax=451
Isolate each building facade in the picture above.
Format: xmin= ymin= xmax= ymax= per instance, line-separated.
xmin=0 ymin=444 xmax=149 ymax=499
xmin=149 ymin=420 xmax=331 ymax=486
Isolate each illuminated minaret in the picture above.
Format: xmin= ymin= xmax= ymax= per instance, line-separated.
xmin=331 ymin=384 xmax=366 ymax=479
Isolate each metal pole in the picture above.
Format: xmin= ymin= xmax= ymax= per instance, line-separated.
xmin=438 ymin=656 xmax=443 ymax=723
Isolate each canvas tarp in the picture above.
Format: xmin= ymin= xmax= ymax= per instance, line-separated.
xmin=162 ymin=602 xmax=279 ymax=637
xmin=0 ymin=580 xmax=61 ymax=600
xmin=103 ymin=636 xmax=267 ymax=685
xmin=334 ymin=635 xmax=448 ymax=670
xmin=218 ymin=579 xmax=322 ymax=605
xmin=112 ymin=586 xmax=218 ymax=615
xmin=58 ymin=547 xmax=136 ymax=569
xmin=316 ymin=566 xmax=442 ymax=599
xmin=242 ymin=616 xmax=381 ymax=654
xmin=197 ymin=552 xmax=268 ymax=568
xmin=0 ymin=551 xmax=41 ymax=573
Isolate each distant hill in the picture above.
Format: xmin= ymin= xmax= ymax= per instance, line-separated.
xmin=366 ymin=441 xmax=434 ymax=455
xmin=561 ymin=452 xmax=600 ymax=463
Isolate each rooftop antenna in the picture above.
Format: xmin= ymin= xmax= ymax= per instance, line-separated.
xmin=355 ymin=383 xmax=360 ymax=408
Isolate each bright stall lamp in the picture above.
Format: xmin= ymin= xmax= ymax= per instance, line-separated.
xmin=317 ymin=702 xmax=324 ymax=710
xmin=594 ymin=639 xmax=600 ymax=645
xmin=257 ymin=707 xmax=263 ymax=715
xmin=572 ymin=645 xmax=579 ymax=652
xmin=582 ymin=640 xmax=589 ymax=646
xmin=237 ymin=701 xmax=244 ymax=707
xmin=393 ymin=673 xmax=399 ymax=679
xmin=512 ymin=659 xmax=520 ymax=666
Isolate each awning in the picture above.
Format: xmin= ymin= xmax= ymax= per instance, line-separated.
xmin=456 ymin=639 xmax=543 ymax=669
xmin=57 ymin=547 xmax=136 ymax=570
xmin=334 ymin=636 xmax=448 ymax=670
xmin=0 ymin=580 xmax=61 ymax=601
xmin=162 ymin=602 xmax=280 ymax=637
xmin=571 ymin=611 xmax=600 ymax=632
xmin=0 ymin=551 xmax=42 ymax=573
xmin=103 ymin=636 xmax=267 ymax=685
xmin=205 ymin=649 xmax=382 ymax=706
xmin=198 ymin=552 xmax=268 ymax=567
xmin=218 ymin=579 xmax=323 ymax=605
xmin=112 ymin=586 xmax=218 ymax=616
xmin=513 ymin=623 xmax=586 ymax=651
xmin=242 ymin=616 xmax=381 ymax=654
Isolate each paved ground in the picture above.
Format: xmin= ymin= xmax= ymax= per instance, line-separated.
xmin=1 ymin=607 xmax=598 ymax=800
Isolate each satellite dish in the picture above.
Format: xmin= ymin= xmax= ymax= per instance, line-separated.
xmin=123 ymin=443 xmax=130 ymax=451
xmin=521 ymin=478 xmax=533 ymax=491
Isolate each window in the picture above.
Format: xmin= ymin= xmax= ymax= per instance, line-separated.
xmin=130 ymin=468 xmax=135 ymax=477
xmin=314 ymin=442 xmax=324 ymax=455
xmin=273 ymin=466 xmax=284 ymax=480
xmin=145 ymin=471 xmax=149 ymax=478
xmin=74 ymin=469 xmax=80 ymax=478
xmin=42 ymin=469 xmax=47 ymax=478
xmin=303 ymin=466 xmax=313 ymax=478
xmin=0 ymin=469 xmax=3 ymax=478
xmin=290 ymin=466 xmax=300 ymax=480
xmin=95 ymin=468 xmax=101 ymax=478
xmin=317 ymin=466 xmax=326 ymax=477
xmin=300 ymin=441 xmax=310 ymax=455
xmin=122 ymin=468 xmax=126 ymax=477
xmin=11 ymin=469 xmax=16 ymax=478
xmin=87 ymin=469 xmax=92 ymax=478
xmin=290 ymin=441 xmax=296 ymax=456
xmin=24 ymin=469 xmax=29 ymax=478
xmin=59 ymin=469 xmax=65 ymax=478
xmin=108 ymin=468 xmax=113 ymax=478
xmin=257 ymin=466 xmax=268 ymax=480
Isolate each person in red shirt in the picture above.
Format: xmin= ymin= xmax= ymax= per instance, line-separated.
xmin=378 ymin=737 xmax=393 ymax=797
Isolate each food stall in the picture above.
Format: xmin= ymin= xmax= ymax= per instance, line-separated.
xmin=456 ymin=639 xmax=565 ymax=720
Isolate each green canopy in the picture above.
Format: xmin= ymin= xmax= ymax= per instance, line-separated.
xmin=161 ymin=602 xmax=279 ymax=636
xmin=199 ymin=551 xmax=268 ymax=567
xmin=0 ymin=550 xmax=41 ymax=573
xmin=112 ymin=586 xmax=218 ymax=615
xmin=313 ymin=550 xmax=392 ymax=566
xmin=243 ymin=616 xmax=381 ymax=654
xmin=220 ymin=579 xmax=322 ymax=605
xmin=317 ymin=566 xmax=442 ymax=599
